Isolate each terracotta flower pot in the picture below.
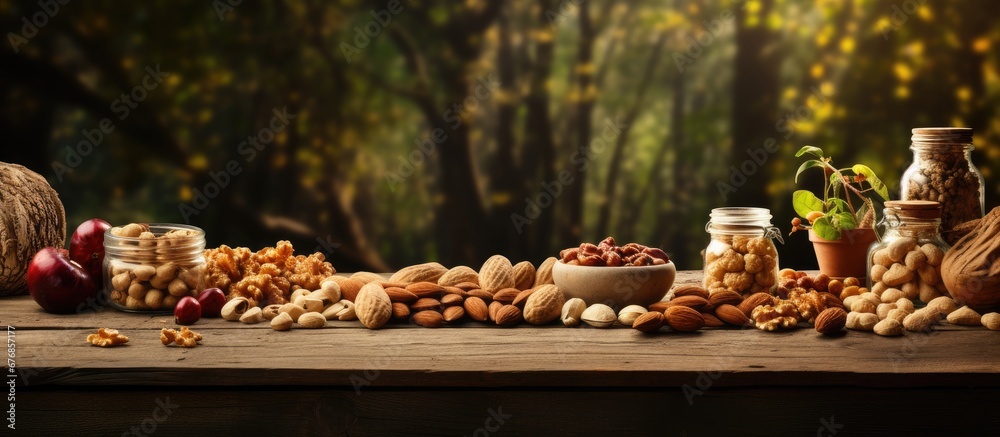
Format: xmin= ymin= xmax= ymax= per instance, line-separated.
xmin=808 ymin=228 xmax=878 ymax=280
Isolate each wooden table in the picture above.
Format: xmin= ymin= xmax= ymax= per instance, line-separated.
xmin=5 ymin=271 xmax=999 ymax=435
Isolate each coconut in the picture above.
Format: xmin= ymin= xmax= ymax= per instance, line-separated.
xmin=0 ymin=162 xmax=67 ymax=295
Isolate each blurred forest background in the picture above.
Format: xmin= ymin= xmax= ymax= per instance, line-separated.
xmin=2 ymin=0 xmax=999 ymax=272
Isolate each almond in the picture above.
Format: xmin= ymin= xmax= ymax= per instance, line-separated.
xmin=391 ymin=302 xmax=410 ymax=320
xmin=512 ymin=289 xmax=534 ymax=308
xmin=440 ymin=293 xmax=464 ymax=307
xmin=708 ymin=290 xmax=743 ymax=308
xmin=714 ymin=304 xmax=751 ymax=327
xmin=467 ymin=289 xmax=494 ymax=302
xmin=412 ymin=310 xmax=444 ymax=328
xmin=822 ymin=292 xmax=845 ymax=310
xmin=326 ymin=277 xmax=364 ymax=302
xmin=406 ymin=281 xmax=445 ymax=298
xmin=488 ymin=301 xmax=503 ymax=321
xmin=377 ymin=282 xmax=410 ymax=289
xmin=535 ymin=257 xmax=557 ymax=286
xmin=665 ymin=295 xmax=708 ymax=312
xmin=814 ymin=307 xmax=847 ymax=335
xmin=453 ymin=281 xmax=481 ymax=291
xmin=522 ymin=284 xmax=565 ymax=325
xmin=492 ymin=288 xmax=520 ymax=305
xmin=664 ymin=306 xmax=705 ymax=332
xmin=354 ymin=283 xmax=392 ymax=329
xmin=512 ymin=261 xmax=536 ymax=290
xmin=648 ymin=301 xmax=669 ymax=313
xmin=410 ymin=298 xmax=441 ymax=312
xmin=350 ymin=271 xmax=385 ymax=284
xmin=443 ymin=306 xmax=465 ymax=323
xmin=494 ymin=304 xmax=522 ymax=326
xmin=384 ymin=287 xmax=419 ymax=304
xmin=738 ymin=292 xmax=775 ymax=316
xmin=441 ymin=286 xmax=468 ymax=298
xmin=437 ymin=266 xmax=480 ymax=286
xmin=702 ymin=313 xmax=725 ymax=327
xmin=673 ymin=284 xmax=710 ymax=300
xmin=479 ymin=255 xmax=515 ymax=293
xmin=389 ymin=262 xmax=447 ymax=284
xmin=464 ymin=296 xmax=489 ymax=322
xmin=631 ymin=311 xmax=665 ymax=333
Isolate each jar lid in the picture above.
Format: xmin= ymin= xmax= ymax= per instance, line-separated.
xmin=911 ymin=127 xmax=973 ymax=144
xmin=884 ymin=200 xmax=941 ymax=220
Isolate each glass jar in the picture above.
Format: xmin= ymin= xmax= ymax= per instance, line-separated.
xmin=900 ymin=127 xmax=984 ymax=245
xmin=866 ymin=201 xmax=948 ymax=304
xmin=103 ymin=224 xmax=206 ymax=312
xmin=703 ymin=207 xmax=782 ymax=297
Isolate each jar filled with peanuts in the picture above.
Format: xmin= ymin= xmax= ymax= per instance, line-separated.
xmin=103 ymin=223 xmax=206 ymax=312
xmin=866 ymin=201 xmax=948 ymax=304
xmin=703 ymin=207 xmax=782 ymax=297
xmin=900 ymin=127 xmax=984 ymax=245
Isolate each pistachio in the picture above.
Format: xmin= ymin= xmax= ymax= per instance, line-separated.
xmin=221 ymin=297 xmax=250 ymax=321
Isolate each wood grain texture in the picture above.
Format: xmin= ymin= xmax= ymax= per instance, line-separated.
xmin=4 ymin=270 xmax=1000 ymax=434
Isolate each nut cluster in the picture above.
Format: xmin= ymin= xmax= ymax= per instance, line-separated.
xmin=205 ymin=240 xmax=336 ymax=307
xmin=107 ymin=223 xmax=204 ymax=311
xmin=559 ymin=237 xmax=669 ymax=267
xmin=86 ymin=328 xmax=129 ymax=347
xmin=704 ymin=235 xmax=778 ymax=297
xmin=160 ymin=327 xmax=203 ymax=348
xmin=902 ymin=148 xmax=982 ymax=244
xmin=869 ymin=237 xmax=947 ymax=303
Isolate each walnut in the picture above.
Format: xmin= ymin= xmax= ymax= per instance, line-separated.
xmin=204 ymin=245 xmax=257 ymax=292
xmin=230 ymin=263 xmax=290 ymax=307
xmin=744 ymin=254 xmax=764 ymax=274
xmin=160 ymin=327 xmax=203 ymax=348
xmin=747 ymin=237 xmax=777 ymax=258
xmin=86 ymin=328 xmax=129 ymax=347
xmin=285 ymin=252 xmax=336 ymax=290
xmin=788 ymin=288 xmax=827 ymax=323
xmin=751 ymin=301 xmax=800 ymax=331
xmin=204 ymin=241 xmax=336 ymax=306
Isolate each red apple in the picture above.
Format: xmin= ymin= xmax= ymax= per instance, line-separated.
xmin=69 ymin=218 xmax=112 ymax=289
xmin=174 ymin=296 xmax=202 ymax=325
xmin=197 ymin=288 xmax=226 ymax=318
xmin=26 ymin=247 xmax=99 ymax=314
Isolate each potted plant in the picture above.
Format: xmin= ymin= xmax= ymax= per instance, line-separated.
xmin=789 ymin=146 xmax=890 ymax=279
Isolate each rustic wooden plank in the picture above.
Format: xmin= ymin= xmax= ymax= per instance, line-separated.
xmin=15 ymin=387 xmax=1000 ymax=435
xmin=12 ymin=324 xmax=1000 ymax=388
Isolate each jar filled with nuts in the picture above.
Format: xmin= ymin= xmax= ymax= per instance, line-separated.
xmin=703 ymin=207 xmax=782 ymax=297
xmin=900 ymin=127 xmax=984 ymax=245
xmin=866 ymin=201 xmax=948 ymax=304
xmin=103 ymin=223 xmax=206 ymax=312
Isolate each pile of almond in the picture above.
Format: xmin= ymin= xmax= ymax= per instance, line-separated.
xmin=323 ymin=255 xmax=564 ymax=328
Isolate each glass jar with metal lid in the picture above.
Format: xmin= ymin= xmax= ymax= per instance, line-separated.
xmin=900 ymin=127 xmax=984 ymax=245
xmin=866 ymin=201 xmax=948 ymax=303
xmin=103 ymin=223 xmax=206 ymax=312
xmin=703 ymin=207 xmax=782 ymax=297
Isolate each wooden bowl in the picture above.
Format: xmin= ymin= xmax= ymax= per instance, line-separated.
xmin=551 ymin=261 xmax=675 ymax=308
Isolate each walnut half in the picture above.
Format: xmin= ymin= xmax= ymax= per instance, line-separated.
xmin=750 ymin=301 xmax=801 ymax=331
xmin=86 ymin=328 xmax=129 ymax=347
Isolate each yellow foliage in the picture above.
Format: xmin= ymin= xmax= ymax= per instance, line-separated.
xmin=839 ymin=37 xmax=855 ymax=54
xmin=810 ymin=63 xmax=824 ymax=79
xmin=188 ymin=154 xmax=208 ymax=171
xmin=956 ymin=86 xmax=971 ymax=102
xmin=893 ymin=62 xmax=913 ymax=82
xmin=179 ymin=186 xmax=192 ymax=202
xmin=820 ymin=81 xmax=834 ymax=96
xmin=973 ymin=37 xmax=990 ymax=54
xmin=917 ymin=5 xmax=933 ymax=21
xmin=895 ymin=85 xmax=910 ymax=99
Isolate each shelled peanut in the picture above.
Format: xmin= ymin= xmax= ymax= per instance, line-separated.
xmin=869 ymin=237 xmax=947 ymax=303
xmin=107 ymin=260 xmax=203 ymax=310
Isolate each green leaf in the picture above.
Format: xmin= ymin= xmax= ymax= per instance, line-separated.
xmin=795 ymin=146 xmax=825 ymax=159
xmin=794 ymin=159 xmax=826 ymax=183
xmin=829 ymin=172 xmax=842 ymax=200
xmin=812 ymin=215 xmax=841 ymax=240
xmin=834 ymin=211 xmax=857 ymax=230
xmin=855 ymin=202 xmax=870 ymax=225
xmin=852 ymin=164 xmax=890 ymax=201
xmin=792 ymin=190 xmax=824 ymax=218
xmin=826 ymin=198 xmax=849 ymax=213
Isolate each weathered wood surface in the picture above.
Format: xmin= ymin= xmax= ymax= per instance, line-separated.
xmin=5 ymin=270 xmax=999 ymax=434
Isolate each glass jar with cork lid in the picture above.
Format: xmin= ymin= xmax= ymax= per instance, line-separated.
xmin=866 ymin=201 xmax=948 ymax=304
xmin=900 ymin=127 xmax=984 ymax=245
xmin=703 ymin=207 xmax=782 ymax=297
